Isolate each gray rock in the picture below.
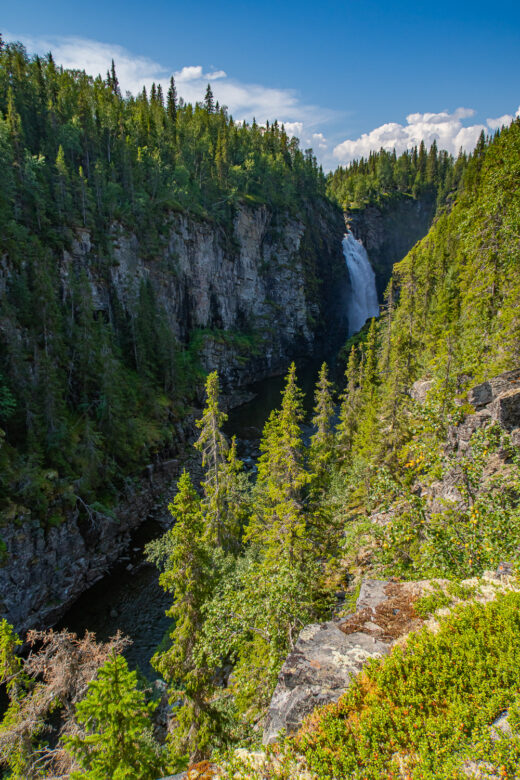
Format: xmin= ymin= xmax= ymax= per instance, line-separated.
xmin=410 ymin=379 xmax=434 ymax=405
xmin=490 ymin=388 xmax=520 ymax=431
xmin=467 ymin=381 xmax=494 ymax=410
xmin=467 ymin=369 xmax=520 ymax=411
xmin=356 ymin=579 xmax=390 ymax=612
xmin=159 ymin=774 xmax=186 ymax=780
xmin=448 ymin=410 xmax=492 ymax=452
xmin=263 ymin=604 xmax=391 ymax=744
xmin=490 ymin=710 xmax=512 ymax=741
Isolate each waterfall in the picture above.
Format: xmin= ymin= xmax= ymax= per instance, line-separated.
xmin=343 ymin=231 xmax=379 ymax=335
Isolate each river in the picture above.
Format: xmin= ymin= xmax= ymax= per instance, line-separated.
xmin=57 ymin=358 xmax=332 ymax=678
xmin=57 ymin=232 xmax=379 ymax=679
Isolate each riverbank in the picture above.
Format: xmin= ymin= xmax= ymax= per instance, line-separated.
xmin=56 ymin=357 xmax=337 ymax=676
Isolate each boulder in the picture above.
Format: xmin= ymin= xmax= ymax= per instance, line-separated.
xmin=468 ymin=369 xmax=520 ymax=410
xmin=262 ymin=619 xmax=390 ymax=745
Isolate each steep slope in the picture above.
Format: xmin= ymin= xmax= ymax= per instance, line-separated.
xmin=327 ymin=143 xmax=471 ymax=298
xmin=197 ymin=121 xmax=520 ymax=777
xmin=0 ymin=41 xmax=349 ymax=631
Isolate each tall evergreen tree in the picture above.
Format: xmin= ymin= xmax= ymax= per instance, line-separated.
xmin=204 ymin=83 xmax=215 ymax=113
xmin=166 ymin=76 xmax=177 ymax=125
xmin=194 ymin=371 xmax=231 ymax=547
xmin=148 ymin=470 xmax=215 ymax=762
xmin=336 ymin=346 xmax=360 ymax=465
xmin=308 ymin=362 xmax=335 ymax=496
xmin=63 ymin=653 xmax=164 ymax=780
xmin=247 ymin=363 xmax=310 ymax=562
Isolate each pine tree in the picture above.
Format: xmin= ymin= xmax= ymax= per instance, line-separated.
xmin=308 ymin=362 xmax=335 ymax=496
xmin=194 ymin=371 xmax=230 ymax=546
xmin=204 ymin=83 xmax=215 ymax=113
xmin=361 ymin=318 xmax=379 ymax=392
xmin=148 ymin=470 xmax=215 ymax=762
xmin=336 ymin=345 xmax=360 ymax=464
xmin=247 ymin=363 xmax=310 ymax=562
xmin=63 ymin=653 xmax=164 ymax=780
xmin=55 ymin=144 xmax=71 ymax=218
xmin=166 ymin=76 xmax=177 ymax=125
xmin=216 ymin=435 xmax=249 ymax=551
xmin=109 ymin=59 xmax=121 ymax=98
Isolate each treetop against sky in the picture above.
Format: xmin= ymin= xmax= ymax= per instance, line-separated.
xmin=3 ymin=0 xmax=520 ymax=169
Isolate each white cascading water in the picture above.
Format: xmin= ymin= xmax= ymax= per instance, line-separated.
xmin=343 ymin=231 xmax=379 ymax=335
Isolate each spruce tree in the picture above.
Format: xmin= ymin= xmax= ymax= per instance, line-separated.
xmin=247 ymin=363 xmax=309 ymax=562
xmin=204 ymin=83 xmax=215 ymax=113
xmin=194 ymin=371 xmax=232 ymax=547
xmin=109 ymin=59 xmax=121 ymax=98
xmin=148 ymin=470 xmax=214 ymax=762
xmin=64 ymin=653 xmax=164 ymax=780
xmin=166 ymin=76 xmax=177 ymax=125
xmin=308 ymin=362 xmax=335 ymax=497
xmin=336 ymin=346 xmax=360 ymax=465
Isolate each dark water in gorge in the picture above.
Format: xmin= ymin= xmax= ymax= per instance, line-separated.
xmin=57 ymin=355 xmax=339 ymax=679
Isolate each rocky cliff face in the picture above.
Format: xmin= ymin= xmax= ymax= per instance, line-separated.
xmin=68 ymin=200 xmax=349 ymax=388
xmin=0 ymin=452 xmax=188 ymax=634
xmin=347 ymin=193 xmax=436 ymax=298
xmin=0 ymin=200 xmax=349 ymax=634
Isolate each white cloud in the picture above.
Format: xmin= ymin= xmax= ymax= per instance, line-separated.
xmin=284 ymin=121 xmax=304 ymax=137
xmin=312 ymin=132 xmax=328 ymax=150
xmin=333 ymin=108 xmax=492 ymax=163
xmin=175 ymin=65 xmax=204 ymax=82
xmin=206 ymin=69 xmax=227 ymax=80
xmin=12 ymin=33 xmax=165 ymax=95
xmin=486 ymin=106 xmax=520 ymax=130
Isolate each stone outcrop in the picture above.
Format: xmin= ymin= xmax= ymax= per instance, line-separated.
xmin=347 ymin=193 xmax=436 ymax=299
xmin=263 ymin=571 xmax=518 ymax=745
xmin=263 ymin=578 xmax=422 ymax=744
xmin=455 ymin=368 xmax=520 ymax=447
xmin=406 ymin=370 xmax=520 ymax=514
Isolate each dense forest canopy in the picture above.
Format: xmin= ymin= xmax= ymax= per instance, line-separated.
xmin=1 ymin=31 xmax=520 ymax=780
xmin=0 ymin=36 xmax=327 ymax=528
xmin=326 ymin=138 xmax=475 ymax=211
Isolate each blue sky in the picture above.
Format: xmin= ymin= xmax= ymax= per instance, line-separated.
xmin=4 ymin=0 xmax=520 ymax=168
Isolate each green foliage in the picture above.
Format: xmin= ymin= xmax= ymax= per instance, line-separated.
xmin=372 ymin=422 xmax=520 ymax=580
xmin=146 ymin=469 xmax=218 ymax=762
xmin=0 ymin=620 xmax=34 ymax=777
xmin=308 ymin=362 xmax=335 ymax=497
xmin=150 ymin=364 xmax=340 ymax=761
xmin=284 ymin=591 xmax=520 ymax=779
xmin=0 ymin=617 xmax=22 ymax=693
xmin=0 ymin=37 xmax=328 ymax=532
xmin=414 ymin=585 xmax=452 ymax=618
xmin=327 ymin=120 xmax=520 ymax=579
xmin=326 ymin=140 xmax=467 ymax=211
xmin=63 ymin=653 xmax=166 ymax=779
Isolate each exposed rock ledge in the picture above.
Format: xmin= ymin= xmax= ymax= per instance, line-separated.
xmin=263 ymin=570 xmax=517 ymax=745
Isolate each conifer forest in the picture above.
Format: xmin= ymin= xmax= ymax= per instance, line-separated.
xmin=1 ymin=21 xmax=520 ymax=780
